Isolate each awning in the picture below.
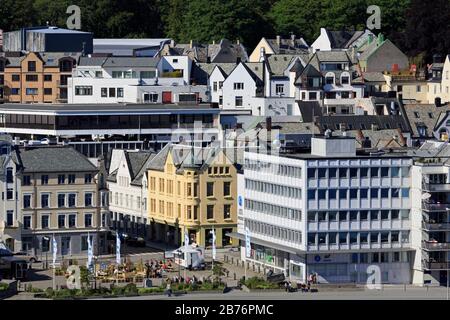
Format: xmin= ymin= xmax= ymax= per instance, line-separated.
xmin=226 ymin=232 xmax=301 ymax=255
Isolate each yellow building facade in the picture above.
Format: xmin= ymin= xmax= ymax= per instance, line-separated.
xmin=148 ymin=146 xmax=238 ymax=248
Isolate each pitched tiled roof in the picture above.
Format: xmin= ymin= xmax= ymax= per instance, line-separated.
xmin=402 ymin=103 xmax=450 ymax=138
xmin=266 ymin=37 xmax=309 ymax=54
xmin=267 ymin=54 xmax=309 ymax=76
xmin=20 ymin=146 xmax=97 ymax=173
xmin=326 ymin=30 xmax=356 ymax=49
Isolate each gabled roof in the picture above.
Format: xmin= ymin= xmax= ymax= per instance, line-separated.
xmin=326 ymin=30 xmax=357 ymax=49
xmin=266 ymin=54 xmax=309 ymax=76
xmin=265 ymin=37 xmax=309 ymax=54
xmin=298 ymin=63 xmax=322 ymax=79
xmin=297 ymin=101 xmax=323 ymax=122
xmin=174 ymin=39 xmax=248 ymax=63
xmin=20 ymin=146 xmax=97 ymax=173
xmin=403 ymin=103 xmax=450 ymax=137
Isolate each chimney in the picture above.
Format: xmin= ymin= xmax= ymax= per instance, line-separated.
xmin=259 ymin=47 xmax=265 ymax=62
xmin=435 ymin=97 xmax=442 ymax=108
xmin=236 ymin=39 xmax=240 ymax=45
xmin=371 ymin=123 xmax=379 ymax=131
xmin=276 ymin=35 xmax=281 ymax=47
xmin=356 ymin=129 xmax=365 ymax=141
xmin=368 ymin=34 xmax=374 ymax=45
xmin=170 ymin=39 xmax=175 ymax=47
xmin=396 ymin=128 xmax=407 ymax=146
xmin=339 ymin=123 xmax=346 ymax=132
xmin=290 ymin=33 xmax=296 ymax=47
xmin=212 ymin=40 xmax=215 ymax=45
xmin=377 ymin=33 xmax=384 ymax=45
xmin=236 ymin=57 xmax=241 ymax=65
xmin=190 ymin=39 xmax=193 ymax=49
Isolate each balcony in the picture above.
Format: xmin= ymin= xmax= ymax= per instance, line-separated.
xmin=422 ymin=261 xmax=450 ymax=270
xmin=422 ymin=201 xmax=450 ymax=212
xmin=423 ymin=241 xmax=450 ymax=251
xmin=422 ymin=222 xmax=450 ymax=231
xmin=422 ymin=183 xmax=450 ymax=192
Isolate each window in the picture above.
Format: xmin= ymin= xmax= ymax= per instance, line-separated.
xmin=6 ymin=188 xmax=13 ymax=200
xmin=23 ymin=194 xmax=31 ymax=208
xmin=6 ymin=211 xmax=14 ymax=227
xmin=350 ymin=232 xmax=358 ymax=244
xmin=329 ymin=232 xmax=337 ymax=244
xmin=318 ymin=168 xmax=326 ymax=178
xmin=370 ymin=233 xmax=379 ymax=244
xmin=101 ymin=88 xmax=107 ymax=97
xmin=381 ymin=210 xmax=389 ymax=220
xmin=44 ymin=74 xmax=52 ymax=82
xmin=308 ymin=168 xmax=316 ymax=178
xmin=233 ymin=82 xmax=244 ymax=90
xmin=341 ymin=76 xmax=350 ymax=84
xmin=206 ymin=205 xmax=214 ymax=220
xmin=349 ymin=189 xmax=358 ymax=199
xmin=26 ymin=74 xmax=38 ymax=82
xmin=58 ymin=215 xmax=66 ymax=228
xmin=109 ymin=88 xmax=116 ymax=97
xmin=339 ymin=189 xmax=347 ymax=199
xmin=339 ymin=211 xmax=348 ymax=221
xmin=85 ymin=174 xmax=92 ymax=184
xmin=360 ymin=232 xmax=368 ymax=244
xmin=360 ymin=189 xmax=368 ymax=198
xmin=207 ymin=182 xmax=214 ymax=197
xmin=308 ymin=189 xmax=316 ymax=200
xmin=416 ymin=85 xmax=422 ymax=92
xmin=309 ymin=92 xmax=317 ymax=100
xmin=235 ymin=96 xmax=243 ymax=107
xmin=414 ymin=112 xmax=420 ymax=119
xmin=391 ymin=188 xmax=400 ymax=198
xmin=329 ymin=189 xmax=337 ymax=199
xmin=223 ymin=181 xmax=231 ymax=196
xmin=75 ymin=86 xmax=93 ymax=96
xmin=41 ymin=175 xmax=49 ymax=185
xmin=68 ymin=214 xmax=76 ymax=228
xmin=350 ymin=168 xmax=358 ymax=178
xmin=85 ymin=214 xmax=92 ymax=227
xmin=6 ymin=168 xmax=13 ymax=183
xmin=12 ymin=74 xmax=20 ymax=81
xmin=370 ymin=189 xmax=378 ymax=198
xmin=350 ymin=211 xmax=358 ymax=221
xmin=339 ymin=168 xmax=347 ymax=178
xmin=381 ymin=167 xmax=389 ymax=177
xmin=370 ymin=167 xmax=379 ymax=177
xmin=38 ymin=214 xmax=50 ymax=230
xmin=26 ymin=88 xmax=38 ymax=95
xmin=85 ymin=193 xmax=93 ymax=207
xmin=95 ymin=71 xmax=103 ymax=78
xmin=140 ymin=71 xmax=156 ymax=78
xmin=58 ymin=174 xmax=65 ymax=184
xmin=58 ymin=194 xmax=66 ymax=207
xmin=380 ymin=188 xmax=389 ymax=198
xmin=370 ymin=210 xmax=379 ymax=220
xmin=381 ymin=232 xmax=389 ymax=243
xmin=275 ymin=84 xmax=284 ymax=94
xmin=68 ymin=174 xmax=76 ymax=184
xmin=308 ymin=233 xmax=316 ymax=245
xmin=11 ymin=88 xmax=20 ymax=95
xmin=325 ymin=76 xmax=334 ymax=85
xmin=329 ymin=168 xmax=337 ymax=178
xmin=329 ymin=211 xmax=337 ymax=221
xmin=23 ymin=216 xmax=31 ymax=229
xmin=41 ymin=194 xmax=49 ymax=208
xmin=43 ymin=88 xmax=52 ymax=95
xmin=318 ymin=189 xmax=326 ymax=200
xmin=224 ymin=204 xmax=231 ymax=219
xmin=117 ymin=88 xmax=124 ymax=97
xmin=22 ymin=175 xmax=31 ymax=186
xmin=339 ymin=233 xmax=348 ymax=244
xmin=68 ymin=194 xmax=76 ymax=207
xmin=28 ymin=61 xmax=36 ymax=72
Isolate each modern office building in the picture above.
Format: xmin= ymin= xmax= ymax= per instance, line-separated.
xmin=235 ymin=135 xmax=414 ymax=284
xmin=0 ymin=103 xmax=221 ymax=157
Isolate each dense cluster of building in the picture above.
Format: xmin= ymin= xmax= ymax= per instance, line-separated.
xmin=0 ymin=25 xmax=450 ymax=286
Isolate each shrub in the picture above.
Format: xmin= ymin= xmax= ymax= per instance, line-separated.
xmin=244 ymin=277 xmax=278 ymax=290
xmin=0 ymin=282 xmax=8 ymax=292
xmin=138 ymin=287 xmax=164 ymax=294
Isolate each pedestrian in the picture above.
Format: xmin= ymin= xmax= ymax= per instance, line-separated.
xmin=166 ymin=280 xmax=172 ymax=297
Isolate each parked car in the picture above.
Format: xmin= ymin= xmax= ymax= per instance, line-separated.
xmin=13 ymin=251 xmax=39 ymax=263
xmin=125 ymin=237 xmax=146 ymax=247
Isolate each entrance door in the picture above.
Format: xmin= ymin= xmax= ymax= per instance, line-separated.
xmin=162 ymin=91 xmax=172 ymax=104
xmin=61 ymin=237 xmax=71 ymax=256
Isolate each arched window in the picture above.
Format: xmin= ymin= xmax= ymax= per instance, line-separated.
xmin=325 ymin=72 xmax=335 ymax=85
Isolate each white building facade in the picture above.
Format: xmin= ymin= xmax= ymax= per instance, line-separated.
xmin=237 ymin=136 xmax=414 ymax=284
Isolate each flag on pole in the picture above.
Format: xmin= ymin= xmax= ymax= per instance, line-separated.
xmin=116 ymin=232 xmax=121 ymax=265
xmin=52 ymin=235 xmax=57 ymax=265
xmin=87 ymin=234 xmax=93 ymax=269
xmin=211 ymin=228 xmax=216 ymax=260
xmin=245 ymin=227 xmax=251 ymax=258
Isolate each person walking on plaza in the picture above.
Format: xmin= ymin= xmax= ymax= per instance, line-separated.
xmin=166 ymin=280 xmax=172 ymax=297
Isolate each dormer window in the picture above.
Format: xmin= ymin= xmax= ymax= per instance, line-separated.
xmin=341 ymin=76 xmax=350 ymax=85
xmin=325 ymin=77 xmax=334 ymax=85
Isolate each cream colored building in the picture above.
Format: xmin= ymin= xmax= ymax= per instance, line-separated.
xmin=18 ymin=146 xmax=105 ymax=258
xmin=147 ymin=144 xmax=238 ymax=248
